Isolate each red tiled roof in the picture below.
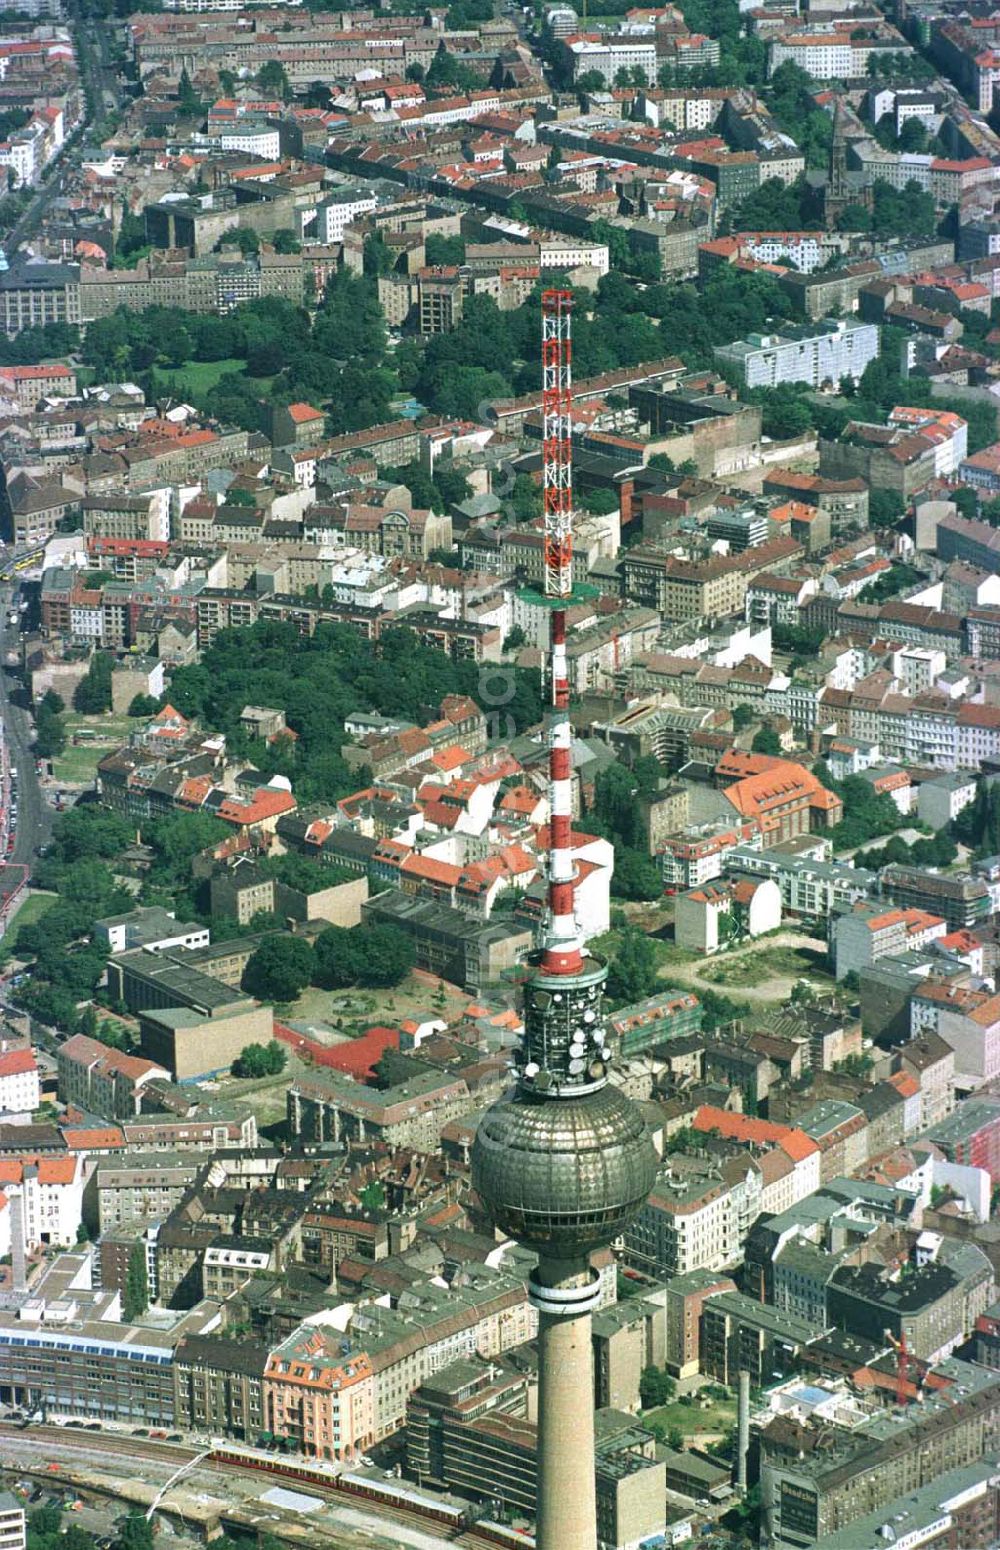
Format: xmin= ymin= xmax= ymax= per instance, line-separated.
xmin=0 ymin=1048 xmax=37 ymax=1077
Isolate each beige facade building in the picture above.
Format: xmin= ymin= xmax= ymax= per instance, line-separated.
xmin=264 ymin=1327 xmax=375 ymax=1461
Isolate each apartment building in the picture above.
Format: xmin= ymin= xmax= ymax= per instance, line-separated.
xmin=624 ymin=1156 xmax=762 ymax=1278
xmin=173 ymin=1334 xmax=268 ymax=1440
xmin=660 ymin=825 xmax=747 ymax=890
xmin=289 ymin=1068 xmax=475 ymax=1152
xmin=0 ymin=1494 xmax=24 ymax=1550
xmin=760 ymin=1358 xmax=1000 ymax=1549
xmin=0 ymin=261 xmax=81 ymax=336
xmin=728 ymin=846 xmax=874 ymax=921
xmin=0 ymin=1154 xmax=83 ymax=1248
xmin=715 ymin=319 xmax=878 ymax=390
xmin=561 ymin=33 xmax=657 ymax=84
xmin=833 ymin=903 xmax=947 ymax=980
xmin=661 ymin=1269 xmax=738 ymax=1379
xmin=353 ymin=1273 xmax=537 ymax=1441
xmin=769 ymin=26 xmax=912 ymax=80
xmin=692 ymin=1107 xmax=821 ymax=1215
xmin=57 ymin=1035 xmax=169 ymax=1121
xmin=827 ymin=1250 xmax=993 ymax=1364
xmin=418 ymin=266 xmax=463 ymax=335
xmin=716 ymin=751 xmax=843 ymax=848
xmin=675 ymin=876 xmax=782 ymax=953
xmin=0 ymin=363 xmax=75 ymax=410
xmin=880 ymin=865 xmax=992 ymax=930
xmin=925 ymin=1097 xmax=1000 ymax=1182
xmin=622 ymin=537 xmax=803 ymax=622
xmin=96 ymin=1156 xmax=200 ymax=1233
xmin=0 ymin=1049 xmax=39 ymax=1116
xmin=609 ymin=990 xmax=703 ymax=1058
xmin=82 ymin=495 xmax=170 ymax=544
xmin=700 ymin=1291 xmax=817 ymax=1388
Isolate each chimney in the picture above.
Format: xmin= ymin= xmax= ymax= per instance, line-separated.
xmin=736 ymin=1367 xmax=751 ymax=1493
xmin=9 ymin=1187 xmax=26 ymax=1292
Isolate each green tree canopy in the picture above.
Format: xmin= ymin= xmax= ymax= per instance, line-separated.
xmin=606 ymin=925 xmax=659 ymax=1002
xmin=313 ymin=922 xmax=415 ymax=989
xmin=241 ymin=935 xmax=315 ymax=1002
xmin=123 ymin=1239 xmax=149 ymax=1321
xmin=232 ymin=1039 xmax=287 ymax=1078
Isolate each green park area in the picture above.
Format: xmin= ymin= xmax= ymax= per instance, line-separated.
xmin=697 ymin=941 xmax=831 ymax=991
xmin=52 ymin=711 xmax=134 ymax=787
xmin=642 ymin=1392 xmax=737 ymax=1444
xmin=150 ymin=357 xmax=275 ymax=401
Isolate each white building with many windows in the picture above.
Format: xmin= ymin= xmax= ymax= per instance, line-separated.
xmin=715 ymin=318 xmax=879 ymax=390
xmin=0 ymin=1049 xmax=39 ymax=1116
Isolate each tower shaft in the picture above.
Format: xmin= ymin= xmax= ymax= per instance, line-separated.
xmin=536 ymin=1307 xmax=598 ymax=1550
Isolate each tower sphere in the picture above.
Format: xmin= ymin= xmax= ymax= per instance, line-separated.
xmin=472 ymin=1080 xmax=658 ymax=1259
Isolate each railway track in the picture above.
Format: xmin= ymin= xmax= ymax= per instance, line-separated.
xmin=0 ymin=1425 xmax=515 ymax=1550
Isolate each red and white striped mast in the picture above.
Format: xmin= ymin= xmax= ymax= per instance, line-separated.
xmin=541 ymin=287 xmax=582 ymax=978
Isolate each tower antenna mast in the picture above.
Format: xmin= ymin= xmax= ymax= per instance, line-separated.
xmin=472 ymin=297 xmax=657 ymax=1550
xmin=540 ymin=286 xmax=581 ymax=977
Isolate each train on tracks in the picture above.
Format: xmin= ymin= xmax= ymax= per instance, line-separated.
xmin=207 ymin=1442 xmax=533 ymax=1547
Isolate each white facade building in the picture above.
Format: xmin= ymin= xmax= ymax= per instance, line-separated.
xmin=314 ymin=190 xmax=379 ymax=245
xmin=0 ymin=1049 xmax=39 ymax=1115
xmin=715 ymin=318 xmax=879 ymax=390
xmin=562 ymin=35 xmax=658 ymax=84
xmin=219 ymin=125 xmax=282 ymax=160
xmin=0 ymin=1155 xmax=84 ymax=1249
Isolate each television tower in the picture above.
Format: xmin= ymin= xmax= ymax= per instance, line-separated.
xmin=471 ymin=292 xmax=657 ymax=1550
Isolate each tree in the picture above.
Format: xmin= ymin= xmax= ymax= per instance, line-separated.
xmin=580 ymin=487 xmax=619 ymax=515
xmin=868 ymin=488 xmax=905 ymax=529
xmin=640 ymin=1366 xmax=676 ymax=1408
xmin=271 ymin=229 xmax=301 ymax=255
xmin=241 ymin=935 xmax=315 ymax=1002
xmin=606 ymin=925 xmax=659 ymax=1002
xmin=177 ymin=66 xmax=199 ymax=114
xmin=425 ymin=233 xmax=466 ymax=267
xmin=576 ymin=70 xmax=606 ymax=93
xmin=504 ymin=624 xmax=527 ymax=652
xmin=219 ymin=227 xmax=260 ymax=257
xmin=613 ymin=848 xmax=663 ymax=901
xmin=73 ymin=651 xmax=113 ymax=714
xmin=303 ymin=80 xmax=332 ymax=109
xmin=593 ymin=763 xmax=642 ymax=849
xmin=751 ymin=726 xmax=782 ymax=756
xmin=748 ymin=383 xmax=815 ymax=440
xmin=898 ymin=115 xmax=928 ymax=153
xmin=123 ymin=1239 xmax=149 ymax=1320
xmin=732 ymin=703 xmax=755 ymax=731
xmin=256 ymin=59 xmax=290 ymax=100
xmin=128 ymin=693 xmax=160 ymax=718
xmin=313 ymin=923 xmax=414 ymax=989
xmin=115 ymin=1516 xmax=154 ymax=1550
xmin=426 ymin=47 xmax=481 ymax=92
xmin=232 ymin=1039 xmax=287 ymax=1078
xmin=953 ymin=486 xmax=979 ymax=520
xmin=34 ymin=698 xmax=66 ymax=759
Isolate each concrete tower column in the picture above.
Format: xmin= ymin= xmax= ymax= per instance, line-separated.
xmin=531 ymin=1258 xmax=602 ymax=1550
xmin=536 ymin=1308 xmax=597 ymax=1550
